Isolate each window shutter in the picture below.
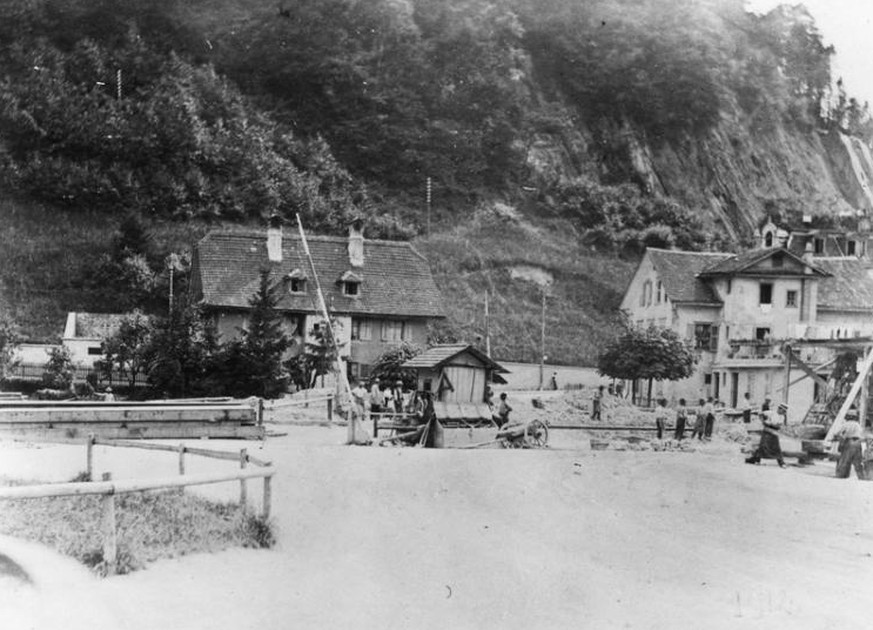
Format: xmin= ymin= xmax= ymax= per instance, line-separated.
xmin=709 ymin=325 xmax=719 ymax=351
xmin=686 ymin=324 xmax=694 ymax=341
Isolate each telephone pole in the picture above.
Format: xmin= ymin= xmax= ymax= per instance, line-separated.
xmin=539 ymin=288 xmax=546 ymax=390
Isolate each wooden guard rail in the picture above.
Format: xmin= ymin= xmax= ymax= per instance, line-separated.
xmin=0 ymin=436 xmax=275 ymax=576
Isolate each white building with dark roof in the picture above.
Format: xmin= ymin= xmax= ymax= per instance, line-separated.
xmin=190 ymin=221 xmax=445 ymax=379
xmin=620 ymin=246 xmax=873 ymax=421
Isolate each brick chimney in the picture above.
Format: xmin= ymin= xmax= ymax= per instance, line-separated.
xmin=348 ymin=218 xmax=364 ymax=267
xmin=267 ymin=213 xmax=283 ymax=263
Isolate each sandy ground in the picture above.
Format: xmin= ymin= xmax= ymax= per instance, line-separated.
xmin=2 ymin=422 xmax=873 ymax=630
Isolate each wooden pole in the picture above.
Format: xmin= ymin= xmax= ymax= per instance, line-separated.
xmin=327 ymin=395 xmax=333 ymax=422
xmin=262 ymin=475 xmax=272 ymax=519
xmin=239 ymin=449 xmax=248 ymax=511
xmin=178 ymin=444 xmax=186 ymax=476
xmin=100 ymin=472 xmax=117 ymax=576
xmin=825 ymin=347 xmax=873 ymax=443
xmin=539 ymin=289 xmax=546 ymax=391
xmin=86 ymin=434 xmax=94 ymax=480
xmin=782 ymin=345 xmax=792 ymax=424
xmin=296 ymin=214 xmax=358 ymax=441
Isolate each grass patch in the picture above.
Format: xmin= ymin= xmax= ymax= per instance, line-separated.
xmin=415 ymin=209 xmax=635 ymax=366
xmin=0 ymin=476 xmax=276 ymax=576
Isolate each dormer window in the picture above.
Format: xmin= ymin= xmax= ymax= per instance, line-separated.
xmin=286 ymin=269 xmax=307 ymax=294
xmin=339 ymin=270 xmax=362 ymax=297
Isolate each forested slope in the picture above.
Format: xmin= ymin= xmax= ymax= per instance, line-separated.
xmin=0 ymin=0 xmax=870 ymax=363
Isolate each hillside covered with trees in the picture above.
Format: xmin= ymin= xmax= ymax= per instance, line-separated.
xmin=0 ymin=0 xmax=870 ymax=365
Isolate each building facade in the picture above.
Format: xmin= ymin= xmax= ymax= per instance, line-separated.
xmin=620 ymin=246 xmax=873 ymax=422
xmin=190 ymin=221 xmax=445 ymax=380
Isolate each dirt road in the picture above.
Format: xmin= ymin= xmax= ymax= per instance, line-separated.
xmin=2 ymin=427 xmax=872 ymax=629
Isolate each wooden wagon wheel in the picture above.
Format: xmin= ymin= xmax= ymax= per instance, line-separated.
xmin=524 ymin=419 xmax=549 ymax=448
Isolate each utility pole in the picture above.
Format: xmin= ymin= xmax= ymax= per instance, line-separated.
xmin=484 ymin=291 xmax=491 ymax=358
xmin=116 ymin=68 xmax=122 ymax=100
xmin=540 ymin=290 xmax=546 ymax=389
xmin=426 ymin=177 xmax=432 ymax=236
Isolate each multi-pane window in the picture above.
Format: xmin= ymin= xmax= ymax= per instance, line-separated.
xmin=351 ymin=319 xmax=372 ymax=341
xmin=381 ymin=320 xmax=405 ymax=342
xmin=691 ymin=323 xmax=718 ymax=351
xmin=786 ymin=290 xmax=797 ymax=308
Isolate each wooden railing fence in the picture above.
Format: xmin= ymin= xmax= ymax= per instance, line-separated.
xmin=0 ymin=435 xmax=275 ymax=576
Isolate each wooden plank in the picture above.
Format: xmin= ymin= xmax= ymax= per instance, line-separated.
xmin=0 ymin=467 xmax=276 ymax=500
xmin=824 ymin=347 xmax=873 ymax=443
xmin=0 ymin=407 xmax=256 ymax=424
xmin=0 ymin=424 xmax=265 ymax=442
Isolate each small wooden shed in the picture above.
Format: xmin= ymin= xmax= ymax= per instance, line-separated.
xmin=403 ymin=345 xmax=509 ymax=426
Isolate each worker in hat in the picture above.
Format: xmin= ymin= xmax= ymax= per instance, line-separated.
xmin=745 ymin=409 xmax=785 ymax=467
xmin=833 ymin=410 xmax=866 ymax=479
xmin=103 ymin=387 xmax=115 ymax=402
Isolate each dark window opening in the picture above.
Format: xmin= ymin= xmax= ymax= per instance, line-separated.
xmin=344 ymin=282 xmax=359 ymax=296
xmin=759 ymin=283 xmax=773 ymax=305
xmin=764 ymin=232 xmax=774 ymax=247
xmin=786 ymin=290 xmax=797 ymax=307
xmin=755 ymin=327 xmax=771 ymax=341
xmin=290 ymin=278 xmax=305 ymax=293
xmin=87 ymin=346 xmax=102 ymax=356
xmin=847 ymin=240 xmax=857 ymax=256
xmin=814 ymin=238 xmax=824 ymax=254
xmin=772 ymin=254 xmax=783 ymax=268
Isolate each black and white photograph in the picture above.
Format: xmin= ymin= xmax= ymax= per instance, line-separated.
xmin=1 ymin=0 xmax=873 ymax=628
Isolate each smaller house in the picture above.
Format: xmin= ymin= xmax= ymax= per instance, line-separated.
xmin=63 ymin=312 xmax=129 ymax=368
xmin=403 ymin=344 xmax=508 ymax=425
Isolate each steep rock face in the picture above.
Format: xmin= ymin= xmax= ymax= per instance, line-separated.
xmin=524 ymin=104 xmax=873 ymax=244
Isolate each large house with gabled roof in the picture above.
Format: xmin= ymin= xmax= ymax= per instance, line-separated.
xmin=190 ymin=221 xmax=445 ymax=380
xmin=621 ymin=245 xmax=873 ymax=421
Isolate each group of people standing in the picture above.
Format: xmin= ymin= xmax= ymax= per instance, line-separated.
xmin=350 ymin=377 xmax=416 ymax=423
xmin=655 ymin=397 xmax=718 ymax=441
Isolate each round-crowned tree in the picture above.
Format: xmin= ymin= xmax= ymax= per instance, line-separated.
xmin=597 ymin=322 xmax=696 ymax=405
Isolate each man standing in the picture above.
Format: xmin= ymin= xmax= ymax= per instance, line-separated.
xmin=741 ymin=392 xmax=752 ymax=424
xmin=834 ymin=412 xmax=866 ymax=479
xmin=495 ymin=392 xmax=513 ymax=428
xmin=350 ymin=380 xmax=368 ymax=423
xmin=745 ymin=409 xmax=786 ymax=467
xmin=703 ymin=397 xmax=716 ymax=440
xmin=674 ymin=398 xmax=688 ymax=441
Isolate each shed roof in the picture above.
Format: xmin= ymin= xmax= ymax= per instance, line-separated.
xmin=646 ymin=249 xmax=732 ymax=304
xmin=193 ymin=230 xmax=444 ymax=318
xmin=403 ymin=344 xmax=509 ymax=373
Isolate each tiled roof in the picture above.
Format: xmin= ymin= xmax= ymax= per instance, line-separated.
xmin=403 ymin=344 xmax=508 ymax=372
xmin=647 ymin=249 xmax=732 ymax=304
xmin=193 ymin=230 xmax=445 ymax=318
xmin=814 ymin=257 xmax=873 ymax=311
xmin=698 ymin=247 xmax=829 ymax=277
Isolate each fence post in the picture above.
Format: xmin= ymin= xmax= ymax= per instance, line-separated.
xmin=101 ymin=472 xmax=117 ymax=576
xmin=86 ymin=434 xmax=95 ymax=480
xmin=178 ymin=444 xmax=186 ymax=476
xmin=327 ymin=395 xmax=333 ymax=423
xmin=239 ymin=449 xmax=248 ymax=511
xmin=262 ymin=475 xmax=272 ymax=519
